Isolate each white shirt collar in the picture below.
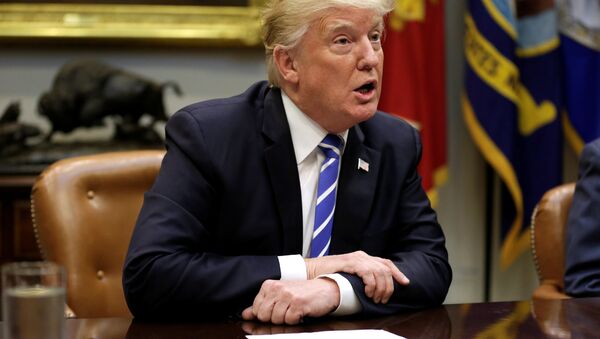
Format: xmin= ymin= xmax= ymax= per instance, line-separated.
xmin=281 ymin=90 xmax=348 ymax=164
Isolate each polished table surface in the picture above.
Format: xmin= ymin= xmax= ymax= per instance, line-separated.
xmin=3 ymin=297 xmax=599 ymax=338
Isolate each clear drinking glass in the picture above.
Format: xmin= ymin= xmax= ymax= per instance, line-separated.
xmin=2 ymin=262 xmax=66 ymax=339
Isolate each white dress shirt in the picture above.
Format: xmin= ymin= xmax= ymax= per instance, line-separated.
xmin=276 ymin=90 xmax=361 ymax=315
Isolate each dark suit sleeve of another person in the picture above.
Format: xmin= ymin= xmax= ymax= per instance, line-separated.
xmin=565 ymin=139 xmax=600 ymax=297
xmin=337 ymin=114 xmax=451 ymax=316
xmin=123 ymin=85 xmax=283 ymax=319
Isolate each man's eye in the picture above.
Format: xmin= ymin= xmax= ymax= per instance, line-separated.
xmin=335 ymin=37 xmax=350 ymax=45
xmin=370 ymin=32 xmax=381 ymax=42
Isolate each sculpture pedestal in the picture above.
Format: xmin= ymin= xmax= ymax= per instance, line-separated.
xmin=0 ymin=139 xmax=164 ymax=175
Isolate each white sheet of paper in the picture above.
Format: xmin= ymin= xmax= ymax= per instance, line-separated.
xmin=246 ymin=329 xmax=406 ymax=339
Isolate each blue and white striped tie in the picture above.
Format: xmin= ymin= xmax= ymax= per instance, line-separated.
xmin=310 ymin=134 xmax=342 ymax=258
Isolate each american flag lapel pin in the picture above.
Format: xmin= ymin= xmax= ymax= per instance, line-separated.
xmin=357 ymin=158 xmax=369 ymax=172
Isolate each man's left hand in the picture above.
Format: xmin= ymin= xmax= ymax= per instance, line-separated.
xmin=305 ymin=251 xmax=409 ymax=303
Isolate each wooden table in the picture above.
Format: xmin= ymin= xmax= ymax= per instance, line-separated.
xmin=2 ymin=297 xmax=598 ymax=338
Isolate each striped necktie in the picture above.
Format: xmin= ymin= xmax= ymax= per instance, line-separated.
xmin=310 ymin=134 xmax=342 ymax=258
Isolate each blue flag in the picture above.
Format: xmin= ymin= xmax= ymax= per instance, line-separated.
xmin=463 ymin=0 xmax=562 ymax=269
xmin=558 ymin=1 xmax=600 ymax=153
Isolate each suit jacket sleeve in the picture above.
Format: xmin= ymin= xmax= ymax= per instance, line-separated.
xmin=341 ymin=126 xmax=451 ymax=316
xmin=123 ymin=110 xmax=280 ymax=319
xmin=565 ymin=139 xmax=600 ymax=297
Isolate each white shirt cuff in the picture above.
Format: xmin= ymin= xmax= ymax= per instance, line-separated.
xmin=318 ymin=273 xmax=362 ymax=316
xmin=277 ymin=254 xmax=307 ymax=280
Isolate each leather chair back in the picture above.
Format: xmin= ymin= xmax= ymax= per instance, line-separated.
xmin=530 ymin=183 xmax=575 ymax=300
xmin=31 ymin=150 xmax=164 ymax=317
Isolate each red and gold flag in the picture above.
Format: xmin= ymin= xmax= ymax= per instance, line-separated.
xmin=379 ymin=0 xmax=447 ymax=206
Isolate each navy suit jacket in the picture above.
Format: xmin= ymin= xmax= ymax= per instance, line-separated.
xmin=123 ymin=81 xmax=451 ymax=319
xmin=565 ymin=138 xmax=600 ymax=297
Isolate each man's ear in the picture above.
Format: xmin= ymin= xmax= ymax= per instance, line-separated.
xmin=273 ymin=46 xmax=299 ymax=84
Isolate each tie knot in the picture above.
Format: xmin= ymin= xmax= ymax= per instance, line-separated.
xmin=318 ymin=134 xmax=342 ymax=159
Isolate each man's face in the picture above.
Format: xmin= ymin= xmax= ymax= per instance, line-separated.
xmin=291 ymin=7 xmax=384 ymax=133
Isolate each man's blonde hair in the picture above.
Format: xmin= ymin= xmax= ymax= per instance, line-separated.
xmin=261 ymin=0 xmax=395 ymax=86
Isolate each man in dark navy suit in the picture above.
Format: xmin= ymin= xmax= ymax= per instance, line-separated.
xmin=123 ymin=0 xmax=451 ymax=325
xmin=565 ymin=138 xmax=600 ymax=297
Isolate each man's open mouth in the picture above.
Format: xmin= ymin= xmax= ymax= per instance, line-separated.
xmin=355 ymin=82 xmax=375 ymax=94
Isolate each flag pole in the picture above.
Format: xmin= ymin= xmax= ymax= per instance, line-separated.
xmin=484 ymin=163 xmax=494 ymax=302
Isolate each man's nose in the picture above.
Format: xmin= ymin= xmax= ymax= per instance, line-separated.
xmin=357 ymin=38 xmax=380 ymax=71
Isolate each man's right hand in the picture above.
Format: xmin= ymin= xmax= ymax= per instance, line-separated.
xmin=241 ymin=278 xmax=340 ymax=325
xmin=304 ymin=251 xmax=409 ymax=304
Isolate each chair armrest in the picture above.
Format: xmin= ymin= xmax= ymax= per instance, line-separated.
xmin=65 ymin=303 xmax=76 ymax=318
xmin=532 ymin=280 xmax=570 ymax=300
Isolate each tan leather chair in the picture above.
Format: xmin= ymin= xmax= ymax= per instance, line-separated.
xmin=31 ymin=150 xmax=165 ymax=318
xmin=530 ymin=183 xmax=575 ymax=300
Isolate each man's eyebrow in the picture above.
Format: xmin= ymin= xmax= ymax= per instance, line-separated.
xmin=322 ymin=18 xmax=384 ymax=34
xmin=322 ymin=20 xmax=355 ymax=34
xmin=372 ymin=19 xmax=384 ymax=30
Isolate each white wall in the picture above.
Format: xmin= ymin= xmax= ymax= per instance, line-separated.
xmin=436 ymin=1 xmax=487 ymax=303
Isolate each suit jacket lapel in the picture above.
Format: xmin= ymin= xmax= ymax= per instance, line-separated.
xmin=331 ymin=124 xmax=381 ymax=254
xmin=261 ymin=87 xmax=303 ymax=255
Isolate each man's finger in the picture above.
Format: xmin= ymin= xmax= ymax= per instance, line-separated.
xmin=361 ymin=271 xmax=376 ymax=298
xmin=372 ymin=267 xmax=386 ymax=303
xmin=271 ymin=300 xmax=290 ymax=325
xmin=284 ymin=307 xmax=304 ymax=325
xmin=391 ymin=268 xmax=410 ymax=285
xmin=382 ymin=274 xmax=394 ymax=304
xmin=255 ymin=299 xmax=277 ymax=323
xmin=242 ymin=306 xmax=255 ymax=320
xmin=382 ymin=259 xmax=410 ymax=285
